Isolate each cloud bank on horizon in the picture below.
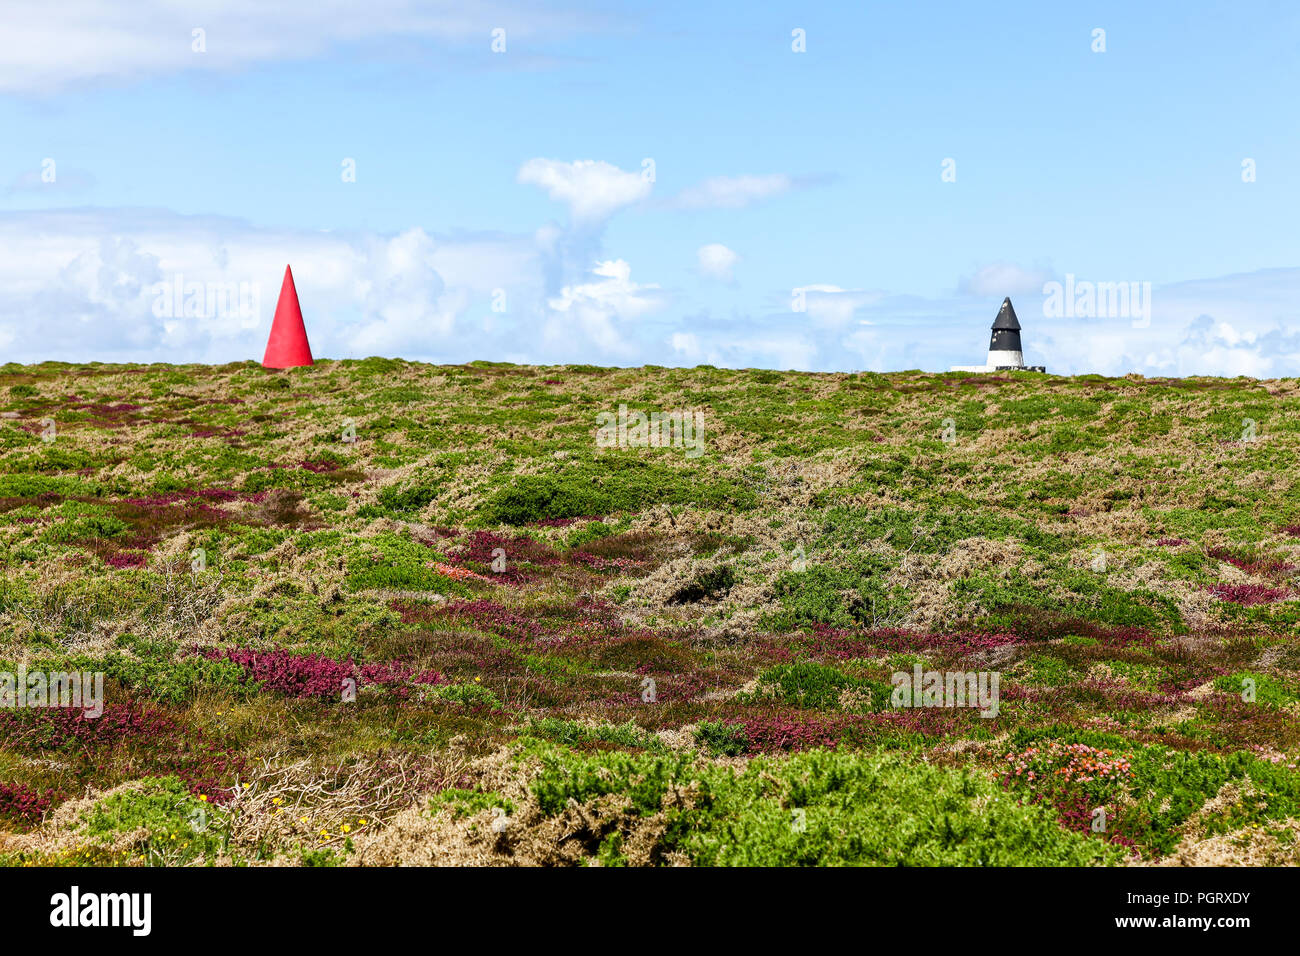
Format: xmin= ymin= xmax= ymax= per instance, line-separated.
xmin=4 ymin=200 xmax=1295 ymax=377
xmin=3 ymin=1 xmax=1299 ymax=377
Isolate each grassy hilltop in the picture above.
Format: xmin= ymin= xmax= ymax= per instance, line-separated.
xmin=1 ymin=358 xmax=1299 ymax=866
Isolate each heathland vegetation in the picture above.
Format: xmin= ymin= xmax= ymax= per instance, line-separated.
xmin=0 ymin=359 xmax=1298 ymax=865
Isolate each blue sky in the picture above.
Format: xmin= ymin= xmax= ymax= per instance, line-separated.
xmin=3 ymin=0 xmax=1299 ymax=374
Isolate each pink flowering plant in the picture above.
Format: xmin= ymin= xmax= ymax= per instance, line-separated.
xmin=1003 ymin=740 xmax=1137 ymax=846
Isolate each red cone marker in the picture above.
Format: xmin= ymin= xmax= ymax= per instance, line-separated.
xmin=262 ymin=265 xmax=314 ymax=368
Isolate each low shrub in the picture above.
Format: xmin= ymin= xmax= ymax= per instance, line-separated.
xmin=369 ymin=482 xmax=440 ymax=517
xmin=480 ymin=462 xmax=754 ymax=526
xmin=668 ymin=564 xmax=735 ymax=604
xmin=770 ymin=555 xmax=908 ymax=629
xmin=77 ymin=776 xmax=226 ymax=865
xmin=525 ymin=718 xmax=664 ymax=751
xmin=1213 ymin=672 xmax=1299 ymax=709
xmin=528 ymin=745 xmax=1124 ymax=865
xmin=748 ymin=661 xmax=887 ymax=711
xmin=694 ymin=720 xmax=749 ymax=756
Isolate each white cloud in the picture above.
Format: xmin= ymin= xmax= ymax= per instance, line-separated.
xmin=1011 ymin=269 xmax=1300 ymax=377
xmin=0 ymin=208 xmax=546 ymax=364
xmin=669 ymin=332 xmax=702 ymax=360
xmin=6 ymin=206 xmax=1300 ymax=378
xmin=0 ymin=1 xmax=608 ymax=93
xmin=792 ymin=285 xmax=884 ymax=328
xmin=518 ymin=159 xmax=652 ymax=224
xmin=544 ymin=259 xmax=663 ymax=356
xmin=670 ymin=174 xmax=793 ymax=210
xmin=742 ymin=334 xmax=819 ymax=370
xmin=958 ymin=262 xmax=1055 ymax=298
xmin=696 ymin=243 xmax=739 ymax=281
xmin=656 ymin=266 xmax=1300 ymax=375
xmin=347 ymin=229 xmax=455 ymax=353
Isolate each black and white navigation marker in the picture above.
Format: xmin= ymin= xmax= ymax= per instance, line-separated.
xmin=951 ymin=297 xmax=1047 ymax=373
